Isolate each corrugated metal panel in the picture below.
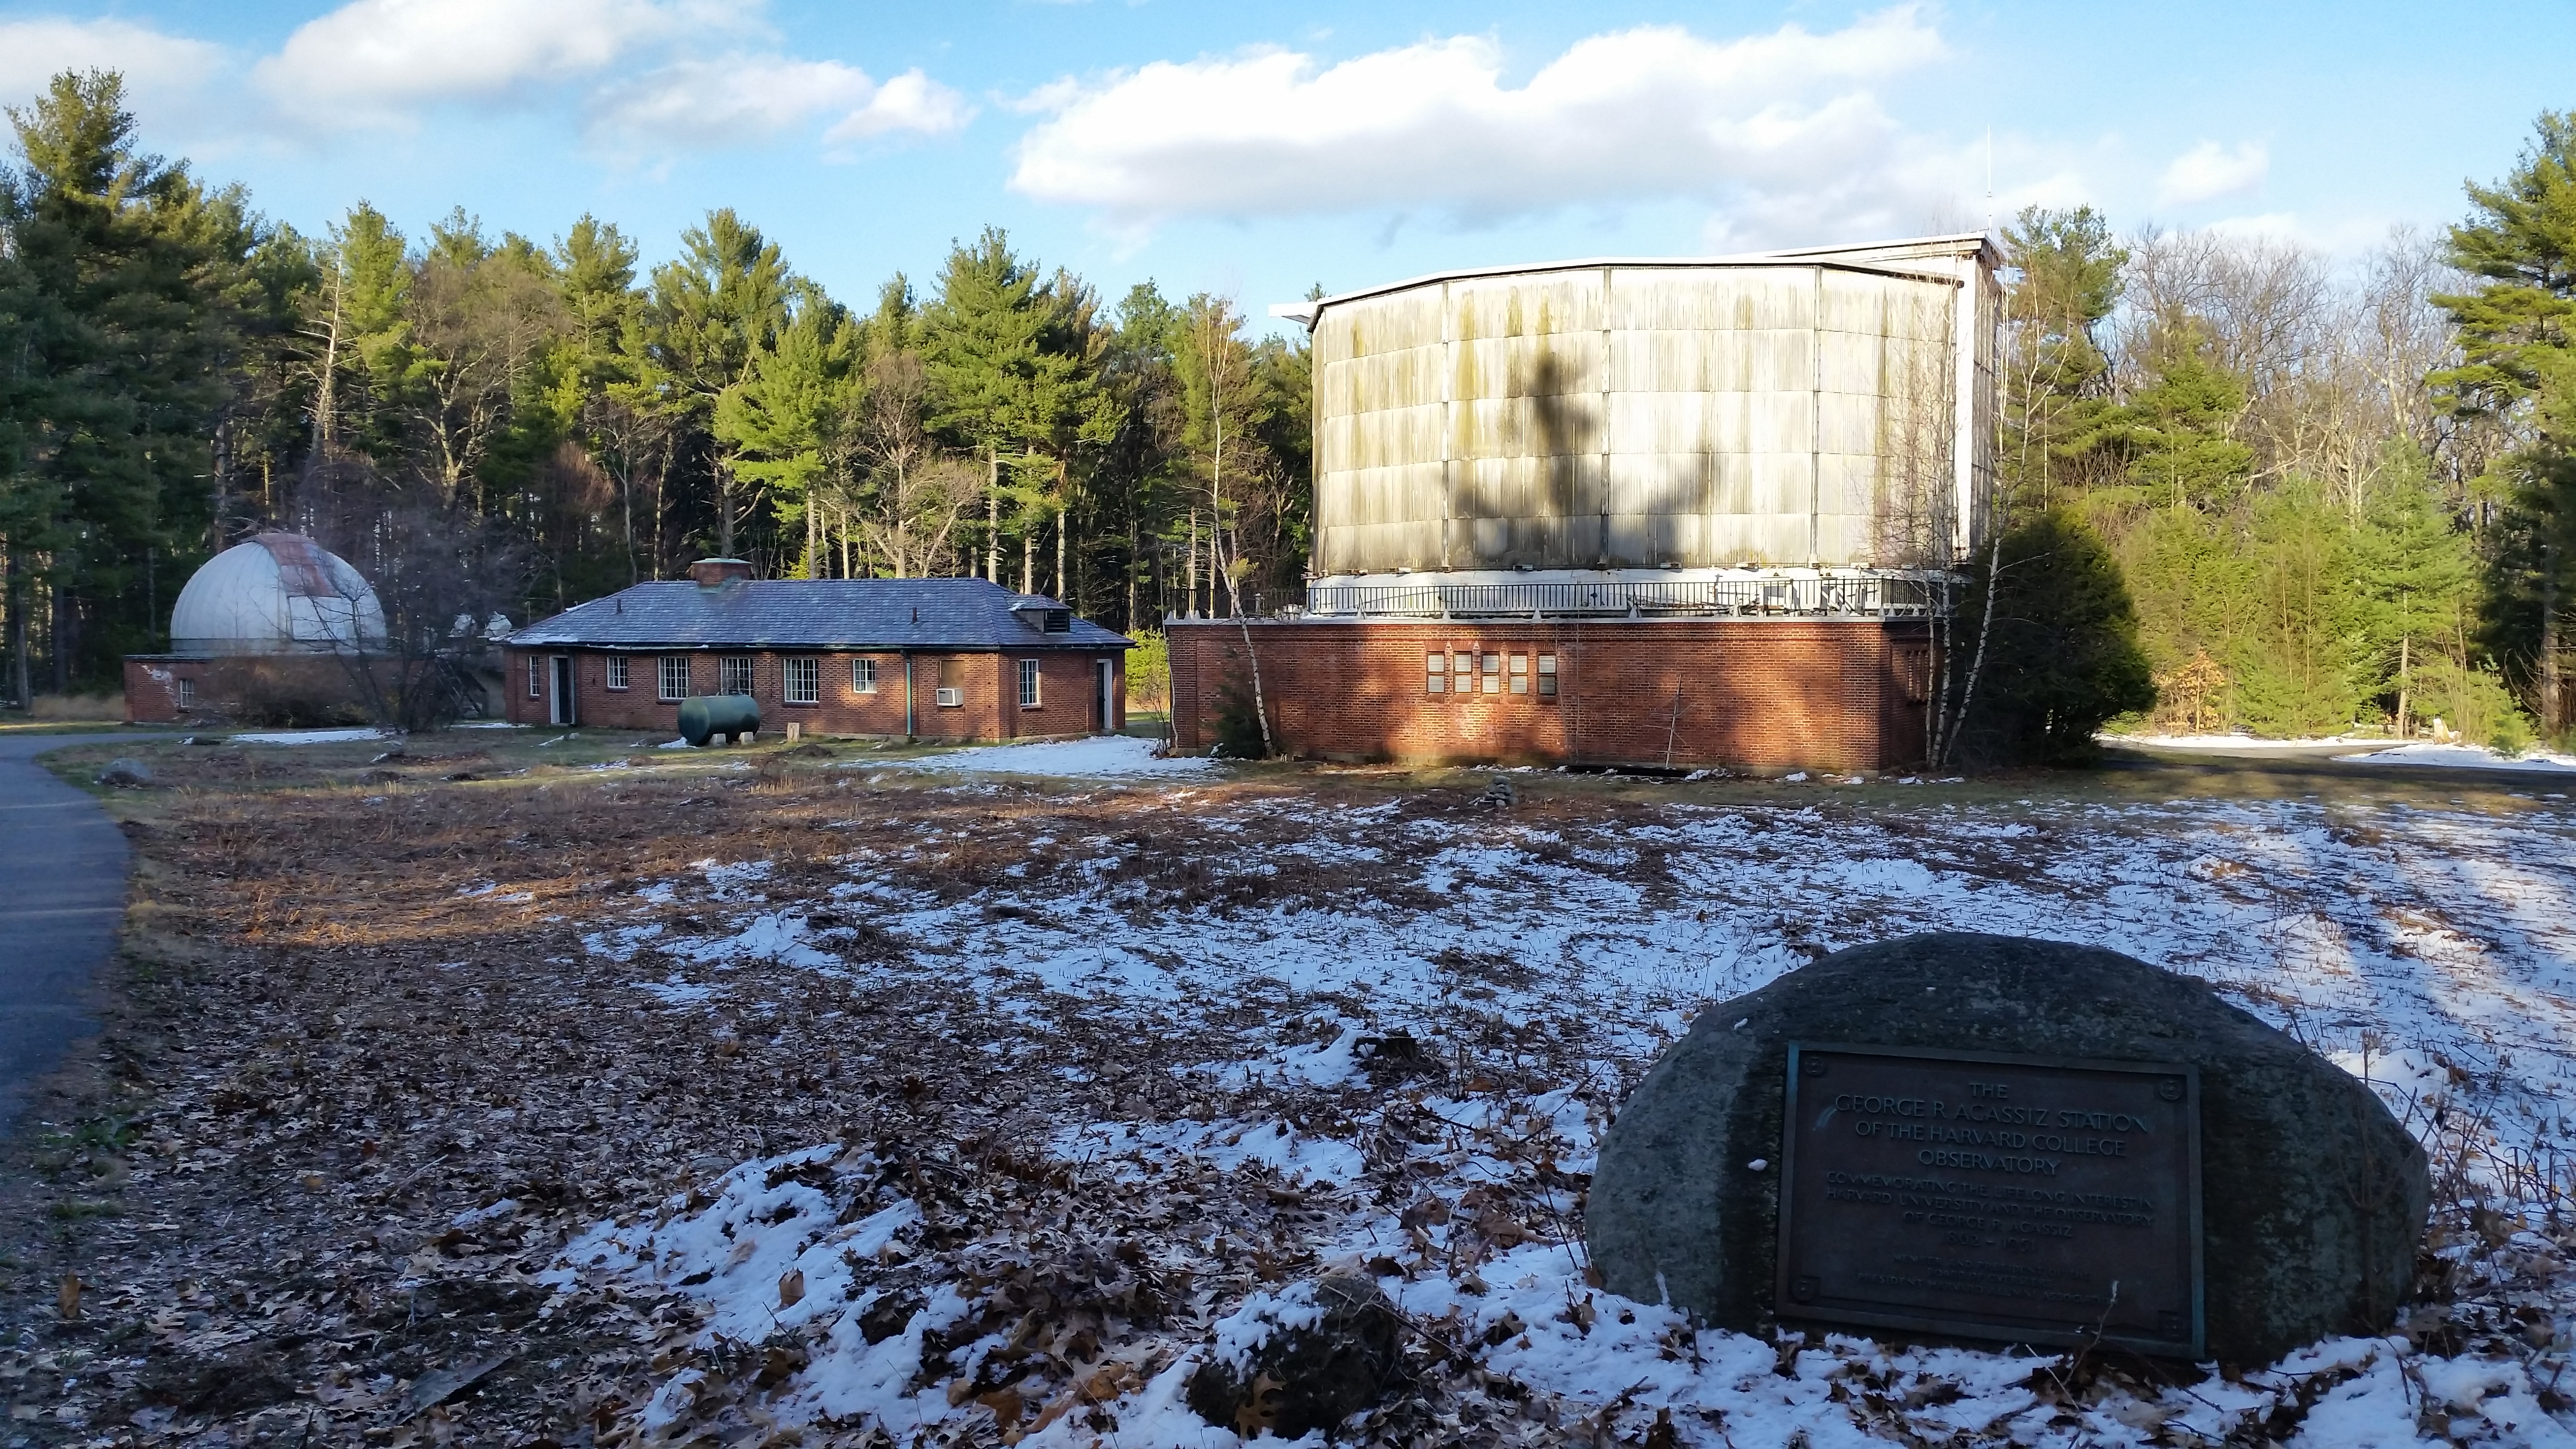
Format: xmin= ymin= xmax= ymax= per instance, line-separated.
xmin=1310 ymin=241 xmax=1993 ymax=576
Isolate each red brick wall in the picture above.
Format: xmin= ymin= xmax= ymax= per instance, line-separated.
xmin=1166 ymin=619 xmax=1932 ymax=772
xmin=122 ymin=654 xmax=370 ymax=724
xmin=123 ymin=658 xmax=198 ymax=723
xmin=500 ymin=648 xmax=1122 ymax=741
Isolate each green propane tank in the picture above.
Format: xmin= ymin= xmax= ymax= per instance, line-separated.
xmin=678 ymin=694 xmax=760 ymax=746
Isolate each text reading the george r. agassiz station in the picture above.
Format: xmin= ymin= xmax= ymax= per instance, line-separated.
xmin=1774 ymin=1044 xmax=2205 ymax=1356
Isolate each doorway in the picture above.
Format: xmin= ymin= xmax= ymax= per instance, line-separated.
xmin=1095 ymin=658 xmax=1116 ymax=733
xmin=549 ymin=655 xmax=576 ymax=726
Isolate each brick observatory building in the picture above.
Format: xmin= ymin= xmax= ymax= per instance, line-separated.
xmin=501 ymin=561 xmax=1129 ymax=741
xmin=1169 ymin=235 xmax=2001 ymax=772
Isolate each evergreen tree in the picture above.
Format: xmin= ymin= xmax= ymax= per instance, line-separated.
xmin=714 ymin=281 xmax=860 ymax=580
xmin=2433 ymin=111 xmax=2576 ymax=739
xmin=0 ymin=69 xmax=253 ymax=691
xmin=650 ymin=209 xmax=789 ymax=557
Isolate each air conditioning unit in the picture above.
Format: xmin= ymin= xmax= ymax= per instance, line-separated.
xmin=934 ymin=687 xmax=963 ymax=708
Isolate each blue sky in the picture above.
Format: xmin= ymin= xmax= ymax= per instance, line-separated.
xmin=4 ymin=2 xmax=2568 ymax=331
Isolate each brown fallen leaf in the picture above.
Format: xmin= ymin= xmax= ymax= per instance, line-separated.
xmin=978 ymin=1385 xmax=1024 ymax=1432
xmin=1234 ymin=1370 xmax=1285 ymax=1438
xmin=57 ymin=1273 xmax=81 ymax=1320
xmin=778 ymin=1267 xmax=805 ymax=1308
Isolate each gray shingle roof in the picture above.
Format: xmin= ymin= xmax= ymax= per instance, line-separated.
xmin=506 ymin=578 xmax=1131 ymax=652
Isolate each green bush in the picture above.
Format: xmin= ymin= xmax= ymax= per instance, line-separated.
xmin=1949 ymin=511 xmax=2158 ymax=766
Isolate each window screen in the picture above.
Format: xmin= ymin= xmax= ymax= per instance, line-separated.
xmin=660 ymin=656 xmax=690 ymax=701
xmin=1426 ymin=653 xmax=1446 ymax=694
xmin=720 ymin=656 xmax=755 ymax=696
xmin=606 ymin=656 xmax=629 ymax=691
xmin=1018 ymin=658 xmax=1042 ymax=708
xmin=853 ymin=658 xmax=879 ymax=694
xmin=784 ymin=657 xmax=819 ymax=705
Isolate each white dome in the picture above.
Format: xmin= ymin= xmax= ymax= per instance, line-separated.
xmin=171 ymin=533 xmax=386 ymax=654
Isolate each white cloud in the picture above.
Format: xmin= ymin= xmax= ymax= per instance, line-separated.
xmin=0 ymin=18 xmax=228 ymax=122
xmin=1009 ymin=8 xmax=1954 ymax=238
xmin=245 ymin=0 xmax=964 ymax=155
xmin=2157 ymin=140 xmax=2268 ymax=206
xmin=824 ymin=69 xmax=975 ymax=145
xmin=254 ymin=0 xmax=684 ymax=124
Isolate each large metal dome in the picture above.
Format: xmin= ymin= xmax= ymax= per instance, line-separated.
xmin=170 ymin=533 xmax=386 ymax=654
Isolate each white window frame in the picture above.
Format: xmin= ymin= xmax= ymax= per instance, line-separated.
xmin=527 ymin=655 xmax=542 ymax=698
xmin=784 ymin=656 xmax=819 ymax=706
xmin=605 ymin=656 xmax=629 ymax=691
xmin=1017 ymin=658 xmax=1042 ymax=708
xmin=176 ymin=676 xmax=196 ymax=710
xmin=659 ymin=656 xmax=690 ymax=701
xmin=720 ymin=655 xmax=755 ymax=697
xmin=853 ymin=658 xmax=878 ymax=694
xmin=1425 ymin=652 xmax=1445 ymax=694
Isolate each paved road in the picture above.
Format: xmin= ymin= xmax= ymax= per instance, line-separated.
xmin=0 ymin=733 xmax=139 ymax=1133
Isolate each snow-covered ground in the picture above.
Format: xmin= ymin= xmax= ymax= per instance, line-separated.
xmin=889 ymin=734 xmax=1224 ymax=779
xmin=2107 ymin=731 xmax=2380 ymax=751
xmin=228 ymin=725 xmax=397 ymax=745
xmin=2336 ymin=742 xmax=2576 ymax=775
xmin=547 ymin=781 xmax=2576 ymax=1447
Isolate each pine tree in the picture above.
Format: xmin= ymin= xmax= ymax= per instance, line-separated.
xmin=2433 ymin=111 xmax=2576 ymax=738
xmin=1 ymin=69 xmax=250 ymax=689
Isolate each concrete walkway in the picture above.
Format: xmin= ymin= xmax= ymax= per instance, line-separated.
xmin=0 ymin=733 xmax=138 ymax=1132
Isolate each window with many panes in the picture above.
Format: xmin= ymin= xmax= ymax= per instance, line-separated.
xmin=527 ymin=656 xmax=542 ymax=698
xmin=1537 ymin=654 xmax=1558 ymax=699
xmin=784 ymin=657 xmax=819 ymax=705
xmin=853 ymin=658 xmax=878 ymax=694
xmin=659 ymin=655 xmax=690 ymax=701
xmin=1017 ymin=658 xmax=1042 ymax=708
xmin=1425 ymin=652 xmax=1446 ymax=693
xmin=176 ymin=677 xmax=196 ymax=710
xmin=606 ymin=656 xmax=629 ymax=691
xmin=720 ymin=656 xmax=755 ymax=696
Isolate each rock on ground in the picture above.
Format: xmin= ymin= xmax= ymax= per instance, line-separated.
xmin=1187 ymin=1272 xmax=1401 ymax=1438
xmin=1586 ymin=932 xmax=2430 ymax=1364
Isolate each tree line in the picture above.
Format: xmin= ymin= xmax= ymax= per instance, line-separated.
xmin=6 ymin=69 xmax=2570 ymax=752
xmin=0 ymin=71 xmax=1309 ymax=700
xmin=1959 ymin=112 xmax=2576 ymax=758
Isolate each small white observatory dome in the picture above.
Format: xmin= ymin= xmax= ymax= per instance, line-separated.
xmin=170 ymin=533 xmax=387 ymax=654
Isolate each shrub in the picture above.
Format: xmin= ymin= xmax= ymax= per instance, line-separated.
xmin=1948 ymin=511 xmax=2158 ymax=766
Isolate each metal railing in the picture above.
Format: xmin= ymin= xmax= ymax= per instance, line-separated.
xmin=1302 ymin=574 xmax=1941 ymax=619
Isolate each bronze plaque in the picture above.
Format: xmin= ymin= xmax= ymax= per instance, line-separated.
xmin=1775 ymin=1043 xmax=2203 ymax=1356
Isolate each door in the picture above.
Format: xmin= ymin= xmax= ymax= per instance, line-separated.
xmin=1095 ymin=658 xmax=1116 ymax=733
xmin=549 ymin=656 xmax=576 ymax=726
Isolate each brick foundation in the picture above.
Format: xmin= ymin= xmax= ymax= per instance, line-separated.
xmin=1166 ymin=619 xmax=1932 ymax=772
xmin=499 ymin=648 xmax=1124 ymax=741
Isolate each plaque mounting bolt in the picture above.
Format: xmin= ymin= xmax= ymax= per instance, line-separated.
xmin=1803 ymin=1058 xmax=1827 ymax=1077
xmin=2158 ymin=1078 xmax=2184 ymax=1101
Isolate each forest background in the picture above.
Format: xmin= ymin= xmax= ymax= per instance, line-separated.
xmin=2 ymin=69 xmax=2571 ymax=748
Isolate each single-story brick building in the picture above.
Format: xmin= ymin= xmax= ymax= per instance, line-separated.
xmin=502 ymin=560 xmax=1130 ymax=740
xmin=1169 ymin=608 xmax=1933 ymax=773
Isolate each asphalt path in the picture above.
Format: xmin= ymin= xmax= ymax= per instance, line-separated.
xmin=0 ymin=732 xmax=141 ymax=1133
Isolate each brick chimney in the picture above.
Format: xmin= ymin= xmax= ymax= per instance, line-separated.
xmin=688 ymin=558 xmax=755 ymax=588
